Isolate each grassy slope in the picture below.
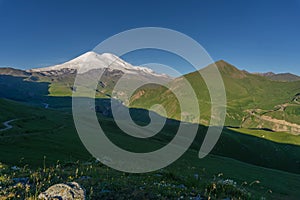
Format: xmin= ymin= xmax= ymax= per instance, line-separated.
xmin=2 ymin=98 xmax=299 ymax=173
xmin=1 ymin=63 xmax=299 ymax=130
xmin=0 ymin=98 xmax=89 ymax=164
xmin=129 ymin=60 xmax=300 ymax=128
xmin=0 ymin=98 xmax=300 ymax=199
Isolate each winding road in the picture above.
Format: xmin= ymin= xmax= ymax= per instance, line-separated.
xmin=0 ymin=119 xmax=17 ymax=132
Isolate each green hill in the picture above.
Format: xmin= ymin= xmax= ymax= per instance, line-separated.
xmin=130 ymin=60 xmax=300 ymax=133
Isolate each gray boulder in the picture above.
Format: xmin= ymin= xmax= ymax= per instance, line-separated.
xmin=38 ymin=182 xmax=85 ymax=200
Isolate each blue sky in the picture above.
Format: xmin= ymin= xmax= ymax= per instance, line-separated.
xmin=0 ymin=0 xmax=300 ymax=75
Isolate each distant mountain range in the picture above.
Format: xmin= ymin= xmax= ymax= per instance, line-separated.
xmin=255 ymin=72 xmax=300 ymax=82
xmin=0 ymin=52 xmax=299 ymax=134
xmin=0 ymin=52 xmax=171 ymax=100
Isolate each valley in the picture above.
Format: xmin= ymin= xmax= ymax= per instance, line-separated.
xmin=0 ymin=53 xmax=299 ymax=199
xmin=0 ymin=98 xmax=300 ymax=199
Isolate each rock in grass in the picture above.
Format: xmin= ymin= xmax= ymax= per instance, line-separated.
xmin=38 ymin=182 xmax=85 ymax=200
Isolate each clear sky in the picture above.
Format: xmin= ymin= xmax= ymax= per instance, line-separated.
xmin=0 ymin=0 xmax=300 ymax=75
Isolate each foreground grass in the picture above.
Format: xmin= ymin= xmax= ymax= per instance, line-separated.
xmin=1 ymin=150 xmax=300 ymax=200
xmin=0 ymin=98 xmax=300 ymax=199
xmin=0 ymin=158 xmax=270 ymax=200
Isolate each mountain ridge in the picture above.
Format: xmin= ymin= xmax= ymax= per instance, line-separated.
xmin=1 ymin=53 xmax=299 ymax=82
xmin=255 ymin=71 xmax=300 ymax=82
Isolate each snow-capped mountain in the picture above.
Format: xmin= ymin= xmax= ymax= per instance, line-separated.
xmin=28 ymin=51 xmax=168 ymax=78
xmin=25 ymin=51 xmax=172 ymax=104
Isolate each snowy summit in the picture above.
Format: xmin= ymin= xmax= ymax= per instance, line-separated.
xmin=28 ymin=51 xmax=168 ymax=77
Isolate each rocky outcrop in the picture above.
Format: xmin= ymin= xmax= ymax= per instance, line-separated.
xmin=38 ymin=182 xmax=85 ymax=200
